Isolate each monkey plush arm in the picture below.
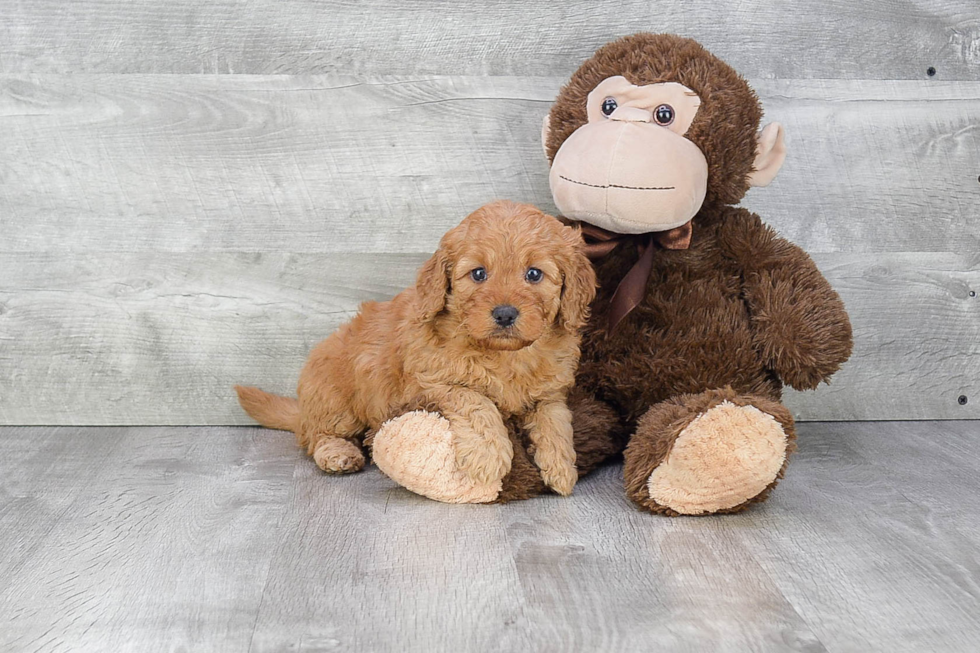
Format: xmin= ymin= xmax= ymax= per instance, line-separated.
xmin=726 ymin=211 xmax=853 ymax=390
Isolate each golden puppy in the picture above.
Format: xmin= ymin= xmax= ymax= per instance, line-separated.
xmin=235 ymin=201 xmax=596 ymax=495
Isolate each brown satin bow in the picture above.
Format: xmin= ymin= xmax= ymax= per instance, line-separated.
xmin=579 ymin=221 xmax=693 ymax=331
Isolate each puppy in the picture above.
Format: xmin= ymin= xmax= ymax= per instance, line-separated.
xmin=235 ymin=200 xmax=596 ymax=495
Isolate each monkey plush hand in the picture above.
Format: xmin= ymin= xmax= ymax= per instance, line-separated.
xmin=538 ymin=33 xmax=853 ymax=515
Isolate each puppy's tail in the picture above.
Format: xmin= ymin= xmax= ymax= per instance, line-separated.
xmin=234 ymin=385 xmax=300 ymax=432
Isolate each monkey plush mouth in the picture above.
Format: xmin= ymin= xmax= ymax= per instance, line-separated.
xmin=559 ymin=175 xmax=674 ymax=191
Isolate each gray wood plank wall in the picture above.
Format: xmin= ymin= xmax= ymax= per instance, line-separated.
xmin=1 ymin=2 xmax=978 ymax=424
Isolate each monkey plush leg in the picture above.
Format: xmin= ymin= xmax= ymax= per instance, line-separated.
xmin=370 ymin=411 xmax=547 ymax=504
xmin=623 ymin=388 xmax=796 ymax=516
xmin=567 ymin=387 xmax=628 ymax=476
xmin=371 ymin=411 xmax=503 ymax=504
xmin=370 ymin=390 xmax=624 ymax=504
xmin=370 ymin=410 xmax=543 ymax=504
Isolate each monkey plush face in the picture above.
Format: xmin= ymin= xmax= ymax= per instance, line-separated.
xmin=548 ymin=76 xmax=708 ymax=233
xmin=542 ymin=33 xmax=787 ymax=235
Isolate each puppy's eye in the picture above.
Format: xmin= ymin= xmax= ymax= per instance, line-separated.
xmin=601 ymin=97 xmax=618 ymax=116
xmin=470 ymin=267 xmax=487 ymax=283
xmin=524 ymin=268 xmax=543 ymax=283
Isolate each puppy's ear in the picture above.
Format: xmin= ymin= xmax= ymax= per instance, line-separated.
xmin=415 ymin=247 xmax=451 ymax=322
xmin=557 ymin=226 xmax=597 ymax=332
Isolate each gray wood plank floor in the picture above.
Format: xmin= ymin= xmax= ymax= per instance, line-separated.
xmin=2 ymin=422 xmax=979 ymax=652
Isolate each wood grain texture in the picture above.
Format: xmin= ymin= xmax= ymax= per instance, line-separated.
xmin=0 ymin=252 xmax=422 ymax=425
xmin=0 ymin=427 xmax=125 ymax=582
xmin=2 ymin=21 xmax=979 ymax=425
xmin=0 ymin=426 xmax=297 ymax=652
xmin=2 ymin=422 xmax=980 ymax=651
xmin=500 ymin=470 xmax=827 ymax=652
xmin=2 ymin=76 xmax=979 ymax=255
xmin=783 ymin=251 xmax=980 ymax=421
xmin=737 ymin=422 xmax=980 ymax=653
xmin=247 ymin=449 xmax=534 ymax=653
xmin=841 ymin=420 xmax=980 ymax=530
xmin=0 ymin=74 xmax=551 ymax=254
xmin=1 ymin=1 xmax=979 ymax=79
xmin=0 ymin=251 xmax=975 ymax=425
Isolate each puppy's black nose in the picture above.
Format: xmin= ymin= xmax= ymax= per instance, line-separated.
xmin=492 ymin=305 xmax=519 ymax=328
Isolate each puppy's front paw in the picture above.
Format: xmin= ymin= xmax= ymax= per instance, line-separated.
xmin=532 ymin=434 xmax=578 ymax=496
xmin=539 ymin=460 xmax=578 ymax=497
xmin=454 ymin=430 xmax=513 ymax=486
xmin=313 ymin=437 xmax=365 ymax=474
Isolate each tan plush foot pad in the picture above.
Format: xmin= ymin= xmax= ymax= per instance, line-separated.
xmin=313 ymin=438 xmax=365 ymax=474
xmin=372 ymin=411 xmax=501 ymax=504
xmin=647 ymin=401 xmax=787 ymax=515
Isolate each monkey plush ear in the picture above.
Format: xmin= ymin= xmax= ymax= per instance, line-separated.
xmin=747 ymin=122 xmax=786 ymax=187
xmin=541 ymin=114 xmax=552 ymax=159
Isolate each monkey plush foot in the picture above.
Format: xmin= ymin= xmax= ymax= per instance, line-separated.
xmin=371 ymin=411 xmax=502 ymax=504
xmin=646 ymin=402 xmax=786 ymax=514
xmin=624 ymin=389 xmax=796 ymax=515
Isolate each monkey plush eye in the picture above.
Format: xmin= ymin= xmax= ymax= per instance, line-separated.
xmin=601 ymin=97 xmax=618 ymax=116
xmin=654 ymin=104 xmax=675 ymax=125
xmin=524 ymin=268 xmax=543 ymax=283
xmin=470 ymin=267 xmax=487 ymax=283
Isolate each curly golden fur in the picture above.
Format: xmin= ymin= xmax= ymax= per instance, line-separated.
xmin=236 ymin=201 xmax=596 ymax=495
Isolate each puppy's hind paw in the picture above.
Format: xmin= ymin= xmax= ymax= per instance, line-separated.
xmin=313 ymin=437 xmax=365 ymax=474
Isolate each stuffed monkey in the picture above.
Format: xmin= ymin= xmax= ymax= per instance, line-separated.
xmin=373 ymin=33 xmax=853 ymax=514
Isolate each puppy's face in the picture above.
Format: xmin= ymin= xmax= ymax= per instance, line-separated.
xmin=417 ymin=202 xmax=596 ymax=351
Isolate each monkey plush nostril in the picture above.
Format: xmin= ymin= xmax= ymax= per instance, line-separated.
xmin=491 ymin=305 xmax=519 ymax=328
xmin=609 ymin=105 xmax=652 ymax=123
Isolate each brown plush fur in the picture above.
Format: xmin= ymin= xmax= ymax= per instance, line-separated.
xmin=545 ymin=33 xmax=764 ymax=208
xmin=528 ymin=33 xmax=852 ymax=513
xmin=236 ymin=200 xmax=596 ymax=494
xmin=623 ymin=387 xmax=797 ymax=515
xmin=577 ymin=205 xmax=853 ymax=421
